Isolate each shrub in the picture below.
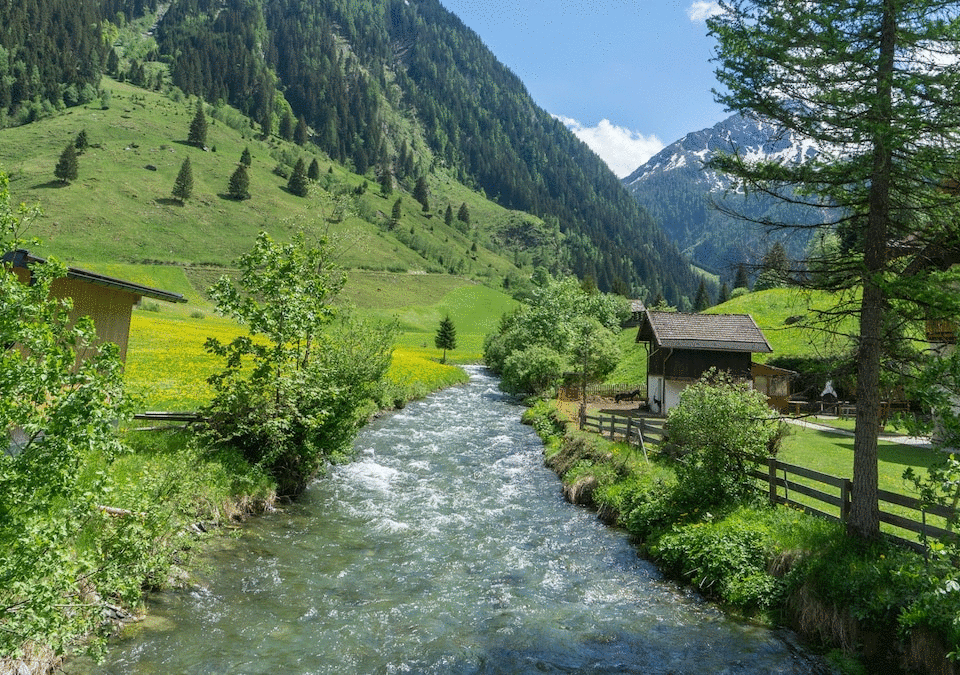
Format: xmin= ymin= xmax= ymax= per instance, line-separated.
xmin=202 ymin=232 xmax=395 ymax=497
xmin=666 ymin=369 xmax=784 ymax=510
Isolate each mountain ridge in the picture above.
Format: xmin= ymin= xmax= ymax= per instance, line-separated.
xmin=0 ymin=0 xmax=706 ymax=305
xmin=623 ymin=113 xmax=823 ymax=277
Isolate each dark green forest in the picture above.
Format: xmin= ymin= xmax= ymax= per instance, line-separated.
xmin=0 ymin=0 xmax=704 ymax=304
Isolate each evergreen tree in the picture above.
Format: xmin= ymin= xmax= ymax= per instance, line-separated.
xmin=457 ymin=202 xmax=470 ymax=225
xmin=54 ymin=143 xmax=78 ymax=184
xmin=444 ymin=204 xmax=453 ymax=226
xmin=413 ymin=176 xmax=429 ymax=212
xmin=240 ymin=147 xmax=252 ymax=166
xmin=287 ymin=158 xmax=309 ymax=197
xmin=733 ymin=263 xmax=750 ymax=290
xmin=434 ymin=315 xmax=457 ymax=364
xmin=228 ymin=163 xmax=250 ymax=200
xmin=390 ymin=197 xmax=402 ymax=229
xmin=294 ymin=117 xmax=308 ymax=146
xmin=107 ymin=49 xmax=119 ymax=76
xmin=717 ymin=282 xmax=731 ymax=305
xmin=279 ymin=110 xmax=294 ymax=141
xmin=693 ymin=279 xmax=710 ymax=312
xmin=709 ymin=0 xmax=960 ymax=539
xmin=172 ymin=157 xmax=193 ymax=203
xmin=188 ymin=100 xmax=207 ymax=148
xmin=74 ymin=130 xmax=88 ymax=154
xmin=308 ymin=158 xmax=320 ymax=181
xmin=379 ymin=168 xmax=393 ymax=196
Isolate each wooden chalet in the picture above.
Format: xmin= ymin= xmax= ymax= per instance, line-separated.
xmin=4 ymin=249 xmax=187 ymax=364
xmin=635 ymin=309 xmax=774 ymax=415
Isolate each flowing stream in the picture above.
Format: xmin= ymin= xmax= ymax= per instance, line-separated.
xmin=77 ymin=366 xmax=834 ymax=674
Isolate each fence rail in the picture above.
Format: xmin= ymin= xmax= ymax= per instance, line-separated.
xmin=750 ymin=458 xmax=955 ymax=553
xmin=579 ymin=410 xmax=666 ymax=462
xmin=579 ymin=410 xmax=955 ymax=554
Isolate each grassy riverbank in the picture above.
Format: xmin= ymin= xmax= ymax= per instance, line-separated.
xmin=523 ymin=401 xmax=960 ymax=675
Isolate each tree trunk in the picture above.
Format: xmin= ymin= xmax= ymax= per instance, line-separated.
xmin=848 ymin=0 xmax=896 ymax=541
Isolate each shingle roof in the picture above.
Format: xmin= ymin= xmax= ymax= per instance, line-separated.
xmin=636 ymin=310 xmax=772 ymax=353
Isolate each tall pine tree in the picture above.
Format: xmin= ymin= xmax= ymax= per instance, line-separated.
xmin=287 ymin=158 xmax=309 ymax=197
xmin=188 ymin=100 xmax=207 ymax=148
xmin=434 ymin=315 xmax=457 ymax=364
xmin=54 ymin=143 xmax=78 ymax=184
xmin=228 ymin=163 xmax=250 ymax=200
xmin=709 ymin=0 xmax=960 ymax=539
xmin=172 ymin=157 xmax=193 ymax=203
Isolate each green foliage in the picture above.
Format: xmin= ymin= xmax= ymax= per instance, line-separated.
xmin=457 ymin=202 xmax=470 ymax=225
xmin=227 ymin=163 xmax=250 ymax=201
xmin=709 ymin=0 xmax=960 ymax=539
xmin=172 ymin=156 xmax=193 ymax=202
xmin=187 ymin=100 xmax=207 ymax=147
xmin=74 ymin=129 xmax=88 ymax=153
xmin=202 ymin=231 xmax=395 ymax=497
xmin=54 ymin=142 xmax=77 ymax=183
xmin=240 ymin=146 xmax=252 ymax=166
xmin=483 ymin=273 xmax=627 ymax=395
xmin=413 ymin=176 xmax=429 ymax=212
xmin=652 ymin=511 xmax=782 ymax=610
xmin=287 ymin=157 xmax=309 ymax=197
xmin=0 ymin=172 xmax=134 ymax=657
xmin=434 ymin=314 xmax=457 ymax=363
xmin=307 ymin=157 xmax=320 ymax=181
xmin=666 ymin=369 xmax=783 ymax=510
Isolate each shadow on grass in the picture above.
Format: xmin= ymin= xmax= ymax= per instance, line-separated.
xmin=156 ymin=197 xmax=184 ymax=207
xmin=33 ymin=180 xmax=71 ymax=189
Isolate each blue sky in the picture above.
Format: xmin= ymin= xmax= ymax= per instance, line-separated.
xmin=438 ymin=0 xmax=727 ymax=177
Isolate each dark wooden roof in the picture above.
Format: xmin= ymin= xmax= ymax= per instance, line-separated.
xmin=636 ymin=310 xmax=772 ymax=353
xmin=3 ymin=249 xmax=187 ymax=304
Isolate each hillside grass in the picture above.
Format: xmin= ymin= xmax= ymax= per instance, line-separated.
xmin=707 ymin=287 xmax=858 ymax=361
xmin=0 ymin=77 xmax=533 ymax=289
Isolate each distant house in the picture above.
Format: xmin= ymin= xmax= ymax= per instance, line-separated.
xmin=3 ymin=249 xmax=187 ymax=364
xmin=635 ymin=309 xmax=774 ymax=415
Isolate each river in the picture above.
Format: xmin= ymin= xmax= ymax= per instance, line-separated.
xmin=76 ymin=366 xmax=833 ymax=674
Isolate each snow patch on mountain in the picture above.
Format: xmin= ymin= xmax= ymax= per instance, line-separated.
xmin=624 ymin=113 xmax=818 ymax=193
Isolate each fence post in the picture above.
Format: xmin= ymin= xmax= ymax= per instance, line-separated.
xmin=626 ymin=416 xmax=633 ymax=445
xmin=768 ymin=457 xmax=777 ymax=505
xmin=840 ymin=478 xmax=852 ymax=523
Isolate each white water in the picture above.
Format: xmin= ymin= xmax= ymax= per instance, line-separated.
xmin=76 ymin=367 xmax=833 ymax=674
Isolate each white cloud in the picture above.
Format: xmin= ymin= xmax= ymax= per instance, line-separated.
xmin=686 ymin=1 xmax=722 ymax=23
xmin=556 ymin=116 xmax=664 ymax=178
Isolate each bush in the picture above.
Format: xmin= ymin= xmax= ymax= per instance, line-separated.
xmin=666 ymin=369 xmax=784 ymax=510
xmin=202 ymin=232 xmax=395 ymax=497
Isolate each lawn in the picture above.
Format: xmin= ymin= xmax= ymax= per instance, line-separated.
xmin=777 ymin=423 xmax=945 ymax=543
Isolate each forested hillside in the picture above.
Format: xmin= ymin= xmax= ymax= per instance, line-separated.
xmin=0 ymin=0 xmax=703 ymax=304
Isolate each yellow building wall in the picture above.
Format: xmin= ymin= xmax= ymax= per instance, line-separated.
xmin=49 ymin=278 xmax=139 ymax=363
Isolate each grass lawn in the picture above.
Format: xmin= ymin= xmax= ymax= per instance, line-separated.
xmin=777 ymin=423 xmax=945 ymax=543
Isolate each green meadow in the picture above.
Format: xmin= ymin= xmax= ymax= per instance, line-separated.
xmin=120 ymin=265 xmax=517 ymax=410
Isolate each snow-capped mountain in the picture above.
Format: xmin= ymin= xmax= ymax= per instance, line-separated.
xmin=623 ymin=113 xmax=823 ymax=277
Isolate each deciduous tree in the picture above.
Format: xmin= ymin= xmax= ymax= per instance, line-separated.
xmin=708 ymin=0 xmax=960 ymax=538
xmin=202 ymin=232 xmax=395 ymax=496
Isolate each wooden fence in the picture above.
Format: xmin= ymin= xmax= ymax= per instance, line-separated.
xmin=579 ymin=410 xmax=666 ymax=461
xmin=580 ymin=410 xmax=955 ymax=554
xmin=750 ymin=458 xmax=955 ymax=553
